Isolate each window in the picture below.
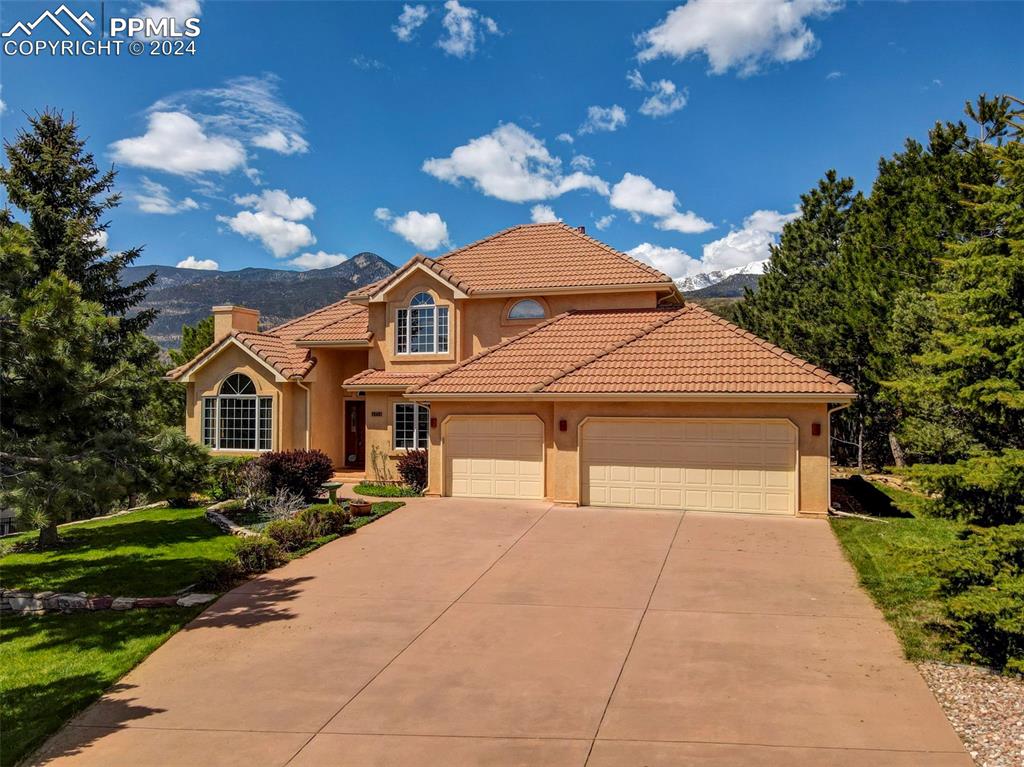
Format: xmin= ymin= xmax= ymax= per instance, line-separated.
xmin=394 ymin=403 xmax=430 ymax=449
xmin=201 ymin=373 xmax=273 ymax=451
xmin=396 ymin=292 xmax=449 ymax=355
xmin=508 ymin=299 xmax=546 ymax=320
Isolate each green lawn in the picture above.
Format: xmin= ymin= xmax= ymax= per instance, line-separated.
xmin=352 ymin=482 xmax=421 ymax=497
xmin=831 ymin=481 xmax=965 ymax=662
xmin=0 ymin=507 xmax=238 ymax=767
xmin=0 ymin=507 xmax=239 ymax=597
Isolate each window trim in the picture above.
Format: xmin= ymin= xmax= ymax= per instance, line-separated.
xmin=507 ymin=298 xmax=547 ymax=320
xmin=393 ymin=402 xmax=430 ymax=450
xmin=201 ymin=374 xmax=274 ymax=452
xmin=395 ymin=293 xmax=449 ymax=356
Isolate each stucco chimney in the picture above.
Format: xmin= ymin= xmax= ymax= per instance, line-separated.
xmin=212 ymin=305 xmax=260 ymax=342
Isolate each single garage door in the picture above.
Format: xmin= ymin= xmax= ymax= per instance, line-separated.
xmin=581 ymin=418 xmax=796 ymax=514
xmin=445 ymin=416 xmax=545 ymax=499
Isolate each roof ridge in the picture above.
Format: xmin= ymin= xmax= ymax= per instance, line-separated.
xmin=296 ymin=301 xmax=366 ymax=339
xmin=432 ymin=223 xmax=526 ymax=264
xmin=530 ymin=308 xmax=685 ymax=392
xmin=556 ymin=221 xmax=673 ymax=283
xmin=685 ymin=303 xmax=849 ymax=387
xmin=405 ymin=310 xmax=573 ymax=393
xmin=268 ymin=297 xmax=354 ymax=334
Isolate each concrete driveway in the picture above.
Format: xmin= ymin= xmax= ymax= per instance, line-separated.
xmin=33 ymin=499 xmax=970 ymax=766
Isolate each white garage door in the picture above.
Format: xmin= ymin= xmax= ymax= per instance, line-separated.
xmin=581 ymin=418 xmax=796 ymax=514
xmin=445 ymin=416 xmax=545 ymax=499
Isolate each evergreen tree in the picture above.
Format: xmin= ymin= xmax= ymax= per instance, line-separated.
xmin=889 ymin=109 xmax=1024 ymax=524
xmin=169 ymin=315 xmax=215 ymax=367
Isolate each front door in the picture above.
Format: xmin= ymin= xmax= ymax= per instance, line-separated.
xmin=344 ymin=400 xmax=366 ymax=469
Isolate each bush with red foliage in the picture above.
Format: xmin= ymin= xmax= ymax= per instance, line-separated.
xmin=257 ymin=449 xmax=333 ymax=501
xmin=396 ymin=448 xmax=428 ymax=493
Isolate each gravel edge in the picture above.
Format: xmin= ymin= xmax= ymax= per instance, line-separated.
xmin=917 ymin=661 xmax=1024 ymax=767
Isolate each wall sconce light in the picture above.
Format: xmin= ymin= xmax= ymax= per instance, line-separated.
xmin=430 ymin=417 xmax=437 ymax=428
xmin=559 ymin=419 xmax=568 ymax=432
xmin=811 ymin=422 xmax=821 ymax=436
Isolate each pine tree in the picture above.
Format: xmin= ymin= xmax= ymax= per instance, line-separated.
xmin=169 ymin=315 xmax=215 ymax=367
xmin=890 ymin=109 xmax=1024 ymax=524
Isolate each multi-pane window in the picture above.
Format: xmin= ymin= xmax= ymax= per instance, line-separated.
xmin=200 ymin=373 xmax=273 ymax=451
xmin=394 ymin=403 xmax=430 ymax=449
xmin=508 ymin=299 xmax=546 ymax=320
xmin=395 ymin=293 xmax=449 ymax=355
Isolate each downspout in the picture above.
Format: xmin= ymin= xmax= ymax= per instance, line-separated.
xmin=296 ymin=380 xmax=311 ymax=450
xmin=826 ymin=402 xmax=852 ymax=513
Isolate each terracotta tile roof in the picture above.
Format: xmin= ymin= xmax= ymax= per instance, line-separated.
xmin=343 ymin=369 xmax=431 ymax=388
xmin=165 ymin=300 xmax=371 ymax=381
xmin=408 ymin=306 xmax=854 ymax=396
xmin=348 ymin=223 xmax=673 ymax=298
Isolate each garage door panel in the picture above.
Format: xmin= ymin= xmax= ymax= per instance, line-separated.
xmin=582 ymin=418 xmax=796 ymax=515
xmin=445 ymin=416 xmax=545 ymax=500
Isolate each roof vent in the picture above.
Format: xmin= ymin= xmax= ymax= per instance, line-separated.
xmin=576 ymin=225 xmax=586 ymax=234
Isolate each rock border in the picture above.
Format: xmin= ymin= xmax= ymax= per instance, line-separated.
xmin=205 ymin=500 xmax=260 ymax=538
xmin=1 ymin=588 xmax=217 ymax=615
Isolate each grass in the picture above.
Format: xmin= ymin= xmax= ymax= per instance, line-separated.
xmin=0 ymin=507 xmax=240 ymax=597
xmin=352 ymin=482 xmax=421 ymax=497
xmin=349 ymin=501 xmax=403 ymax=530
xmin=0 ymin=507 xmax=239 ymax=767
xmin=831 ymin=480 xmax=965 ymax=662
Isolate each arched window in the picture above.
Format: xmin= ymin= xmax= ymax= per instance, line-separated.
xmin=396 ymin=292 xmax=449 ymax=354
xmin=508 ymin=299 xmax=546 ymax=320
xmin=202 ymin=373 xmax=273 ymax=451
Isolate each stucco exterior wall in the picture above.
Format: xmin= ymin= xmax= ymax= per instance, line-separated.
xmin=419 ymin=399 xmax=832 ymax=516
xmin=361 ymin=391 xmax=416 ymax=482
xmin=305 ymin=348 xmax=369 ymax=466
xmin=370 ymin=270 xmax=460 ymax=373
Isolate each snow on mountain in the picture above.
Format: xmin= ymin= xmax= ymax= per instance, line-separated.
xmin=675 ymin=259 xmax=767 ymax=292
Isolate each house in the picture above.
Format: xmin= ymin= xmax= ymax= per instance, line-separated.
xmin=167 ymin=222 xmax=855 ymax=516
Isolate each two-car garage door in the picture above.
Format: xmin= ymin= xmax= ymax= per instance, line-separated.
xmin=581 ymin=418 xmax=797 ymax=514
xmin=443 ymin=415 xmax=797 ymax=515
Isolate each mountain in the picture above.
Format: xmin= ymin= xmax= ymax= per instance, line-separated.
xmin=125 ymin=252 xmax=395 ymax=348
xmin=675 ymin=259 xmax=767 ymax=294
xmin=684 ymin=272 xmax=761 ymax=299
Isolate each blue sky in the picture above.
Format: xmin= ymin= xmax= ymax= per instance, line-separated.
xmin=1 ymin=0 xmax=1021 ymax=279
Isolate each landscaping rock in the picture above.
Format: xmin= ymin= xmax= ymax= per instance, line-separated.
xmin=176 ymin=593 xmax=216 ymax=607
xmin=918 ymin=661 xmax=1024 ymax=767
xmin=53 ymin=594 xmax=89 ymax=611
xmin=111 ymin=597 xmax=136 ymax=610
xmin=86 ymin=597 xmax=113 ymax=610
xmin=135 ymin=596 xmax=179 ymax=608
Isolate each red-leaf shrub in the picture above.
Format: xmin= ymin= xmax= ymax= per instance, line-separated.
xmin=257 ymin=449 xmax=333 ymax=501
xmin=396 ymin=449 xmax=428 ymax=492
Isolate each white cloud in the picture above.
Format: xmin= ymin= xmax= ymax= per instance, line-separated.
xmin=136 ymin=0 xmax=201 ymax=37
xmin=252 ymin=129 xmax=309 ymax=155
xmin=135 ymin=178 xmax=199 ymax=214
xmin=87 ymin=230 xmax=108 ymax=249
xmin=438 ymin=0 xmax=499 ymax=58
xmin=578 ymin=104 xmax=627 ymax=135
xmin=609 ymin=172 xmax=713 ymax=233
xmin=176 ymin=256 xmax=219 ymax=270
xmin=595 ymin=214 xmax=615 ymax=231
xmin=628 ymin=243 xmax=702 ymax=279
xmin=556 ymin=133 xmax=574 ymax=144
xmin=289 ymin=251 xmax=348 ymax=270
xmin=375 ymin=209 xmax=450 ymax=251
xmin=637 ymin=0 xmax=841 ymax=76
xmin=233 ymin=189 xmax=315 ymax=221
xmin=0 ymin=85 xmax=5 ymax=115
xmin=393 ymin=4 xmax=429 ymax=41
xmin=218 ymin=210 xmax=315 ymax=258
xmin=530 ymin=204 xmax=560 ymax=223
xmin=422 ymin=122 xmax=608 ymax=203
xmin=352 ymin=54 xmax=385 ymax=70
xmin=700 ymin=207 xmax=798 ymax=272
xmin=627 ymin=70 xmax=688 ymax=117
xmin=826 ymin=70 xmax=843 ymax=80
xmin=570 ymin=154 xmax=595 ymax=171
xmin=111 ymin=111 xmax=246 ymax=176
xmin=147 ymin=75 xmax=308 ymax=159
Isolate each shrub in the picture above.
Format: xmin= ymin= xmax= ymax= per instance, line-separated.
xmin=238 ymin=462 xmax=271 ymax=510
xmin=931 ymin=525 xmax=1024 ymax=672
xmin=257 ymin=449 xmax=334 ymax=500
xmin=195 ymin=559 xmax=246 ymax=591
xmin=396 ymin=449 xmax=428 ymax=493
xmin=146 ymin=427 xmax=211 ymax=506
xmin=234 ymin=537 xmax=286 ymax=574
xmin=264 ymin=518 xmax=311 ymax=552
xmin=352 ymin=482 xmax=420 ymax=497
xmin=299 ymin=504 xmax=351 ymax=537
xmin=905 ymin=451 xmax=1024 ymax=526
xmin=251 ymin=488 xmax=305 ymax=520
xmin=205 ymin=456 xmax=253 ymax=501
